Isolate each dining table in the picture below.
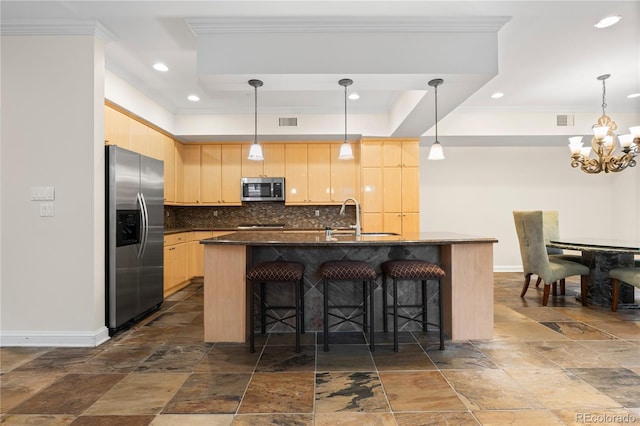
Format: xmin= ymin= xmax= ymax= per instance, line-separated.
xmin=547 ymin=237 xmax=640 ymax=309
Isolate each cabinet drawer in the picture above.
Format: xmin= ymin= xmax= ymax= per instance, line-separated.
xmin=164 ymin=232 xmax=187 ymax=246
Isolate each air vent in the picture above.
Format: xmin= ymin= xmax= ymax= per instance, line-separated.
xmin=278 ymin=117 xmax=298 ymax=127
xmin=556 ymin=114 xmax=575 ymax=127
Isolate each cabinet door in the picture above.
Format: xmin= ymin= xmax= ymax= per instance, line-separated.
xmin=182 ymin=144 xmax=201 ymax=204
xmin=382 ymin=140 xmax=402 ymax=167
xmin=163 ymin=245 xmax=174 ymax=295
xmin=284 ymin=144 xmax=308 ymax=203
xmin=263 ymin=143 xmax=285 ymax=177
xmin=146 ymin=127 xmax=164 ymax=161
xmin=383 ymin=167 xmax=402 ymax=212
xmin=361 ymin=139 xmax=383 ymax=168
xmin=383 ymin=213 xmax=403 ymax=235
xmin=330 ymin=143 xmax=357 ymax=202
xmin=307 ymin=144 xmax=331 ymax=203
xmin=220 ymin=145 xmax=242 ymax=204
xmin=163 ymin=136 xmax=176 ymax=203
xmin=401 ymin=166 xmax=420 ymax=213
xmin=362 ymin=168 xmax=383 ymax=213
xmin=104 ymin=106 xmax=130 ymax=148
xmin=362 ymin=212 xmax=383 ymax=233
xmin=401 ymin=213 xmax=420 ymax=234
xmin=201 ymin=145 xmax=222 ymax=203
xmin=401 ymin=140 xmax=420 ymax=167
xmin=174 ymin=143 xmax=185 ymax=204
xmin=128 ymin=119 xmax=148 ymax=156
xmin=241 ymin=144 xmax=264 ymax=177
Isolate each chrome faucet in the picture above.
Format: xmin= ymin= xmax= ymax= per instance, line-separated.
xmin=339 ymin=197 xmax=361 ymax=236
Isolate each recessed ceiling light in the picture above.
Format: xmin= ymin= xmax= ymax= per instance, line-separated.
xmin=594 ymin=15 xmax=622 ymax=29
xmin=491 ymin=92 xmax=504 ymax=99
xmin=153 ymin=63 xmax=168 ymax=72
xmin=187 ymin=95 xmax=200 ymax=102
xmin=348 ymin=93 xmax=360 ymax=100
xmin=627 ymin=93 xmax=640 ymax=99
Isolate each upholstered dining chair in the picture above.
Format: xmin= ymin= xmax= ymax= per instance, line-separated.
xmin=534 ymin=210 xmax=584 ymax=292
xmin=609 ymin=267 xmax=640 ymax=312
xmin=513 ymin=210 xmax=590 ymax=306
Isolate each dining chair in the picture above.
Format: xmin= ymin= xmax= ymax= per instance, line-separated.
xmin=609 ymin=267 xmax=640 ymax=312
xmin=533 ymin=210 xmax=584 ymax=292
xmin=513 ymin=210 xmax=590 ymax=306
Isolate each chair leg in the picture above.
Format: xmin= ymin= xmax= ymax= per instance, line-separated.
xmin=542 ymin=283 xmax=551 ymax=306
xmin=249 ymin=280 xmax=255 ymax=353
xmin=611 ymin=278 xmax=619 ymax=312
xmin=294 ymin=279 xmax=301 ymax=353
xmin=421 ymin=279 xmax=428 ymax=332
xmin=260 ymin=282 xmax=266 ymax=334
xmin=323 ymin=278 xmax=329 ymax=352
xmin=369 ymin=279 xmax=375 ymax=352
xmin=520 ymin=274 xmax=532 ymax=297
xmin=362 ymin=280 xmax=368 ymax=333
xmin=393 ymin=277 xmax=399 ymax=352
xmin=535 ymin=276 xmax=541 ymax=288
xmin=560 ymin=278 xmax=566 ymax=295
xmin=580 ymin=275 xmax=588 ymax=306
xmin=552 ymin=281 xmax=557 ymax=296
xmin=382 ymin=274 xmax=388 ymax=332
xmin=438 ymin=278 xmax=444 ymax=350
xmin=299 ymin=278 xmax=305 ymax=334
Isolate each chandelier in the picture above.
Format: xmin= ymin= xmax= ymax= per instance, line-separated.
xmin=568 ymin=74 xmax=640 ymax=174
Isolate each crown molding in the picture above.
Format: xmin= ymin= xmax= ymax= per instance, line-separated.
xmin=187 ymin=16 xmax=510 ymax=36
xmin=0 ymin=19 xmax=116 ymax=42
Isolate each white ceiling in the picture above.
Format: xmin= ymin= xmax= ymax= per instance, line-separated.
xmin=2 ymin=0 xmax=639 ymax=144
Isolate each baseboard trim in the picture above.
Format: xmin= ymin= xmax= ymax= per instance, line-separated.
xmin=494 ymin=266 xmax=523 ymax=273
xmin=0 ymin=327 xmax=111 ymax=347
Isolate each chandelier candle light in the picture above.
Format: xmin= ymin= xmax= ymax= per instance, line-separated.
xmin=248 ymin=79 xmax=264 ymax=161
xmin=338 ymin=78 xmax=355 ymax=160
xmin=568 ymin=74 xmax=640 ymax=173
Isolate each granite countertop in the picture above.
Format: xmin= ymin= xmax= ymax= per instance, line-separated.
xmin=199 ymin=231 xmax=498 ymax=246
xmin=165 ymin=227 xmax=350 ymax=235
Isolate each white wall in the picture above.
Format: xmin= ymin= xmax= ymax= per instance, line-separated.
xmin=0 ymin=35 xmax=108 ymax=346
xmin=420 ymin=145 xmax=640 ymax=271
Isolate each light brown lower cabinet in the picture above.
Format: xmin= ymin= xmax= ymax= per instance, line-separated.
xmin=166 ymin=231 xmax=232 ymax=297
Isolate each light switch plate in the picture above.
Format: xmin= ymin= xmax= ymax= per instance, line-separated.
xmin=31 ymin=186 xmax=55 ymax=201
xmin=40 ymin=202 xmax=54 ymax=217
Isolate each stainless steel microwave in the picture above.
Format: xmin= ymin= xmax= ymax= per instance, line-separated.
xmin=241 ymin=177 xmax=285 ymax=202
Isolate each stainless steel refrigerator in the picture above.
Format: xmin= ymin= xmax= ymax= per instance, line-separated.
xmin=106 ymin=145 xmax=164 ymax=335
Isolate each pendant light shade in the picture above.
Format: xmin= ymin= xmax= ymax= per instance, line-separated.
xmin=427 ymin=78 xmax=445 ymax=161
xmin=248 ymin=79 xmax=264 ymax=161
xmin=338 ymin=78 xmax=354 ymax=160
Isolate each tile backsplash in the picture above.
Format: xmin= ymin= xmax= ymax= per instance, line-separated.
xmin=165 ymin=203 xmax=357 ymax=230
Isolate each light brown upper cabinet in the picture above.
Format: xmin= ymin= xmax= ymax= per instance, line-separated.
xmin=361 ymin=138 xmax=420 ymax=234
xmin=163 ymin=136 xmax=177 ymax=203
xmin=241 ymin=143 xmax=285 ymax=177
xmin=200 ymin=144 xmax=242 ymax=205
xmin=104 ymin=105 xmax=130 ymax=149
xmin=182 ymin=144 xmax=201 ymax=204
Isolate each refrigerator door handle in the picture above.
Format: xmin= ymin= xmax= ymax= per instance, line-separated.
xmin=136 ymin=192 xmax=149 ymax=259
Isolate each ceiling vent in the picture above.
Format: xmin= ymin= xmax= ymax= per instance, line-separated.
xmin=556 ymin=114 xmax=575 ymax=127
xmin=278 ymin=117 xmax=298 ymax=127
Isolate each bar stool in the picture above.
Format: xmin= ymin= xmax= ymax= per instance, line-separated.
xmin=320 ymin=260 xmax=377 ymax=352
xmin=246 ymin=261 xmax=305 ymax=353
xmin=381 ymin=259 xmax=446 ymax=351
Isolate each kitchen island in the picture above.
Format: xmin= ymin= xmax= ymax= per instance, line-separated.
xmin=201 ymin=231 xmax=498 ymax=343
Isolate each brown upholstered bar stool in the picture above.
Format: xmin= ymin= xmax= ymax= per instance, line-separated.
xmin=381 ymin=259 xmax=446 ymax=351
xmin=246 ymin=261 xmax=305 ymax=353
xmin=320 ymin=260 xmax=377 ymax=352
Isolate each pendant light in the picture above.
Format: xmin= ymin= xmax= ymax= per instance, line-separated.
xmin=248 ymin=79 xmax=264 ymax=161
xmin=338 ymin=78 xmax=355 ymax=160
xmin=427 ymin=78 xmax=445 ymax=161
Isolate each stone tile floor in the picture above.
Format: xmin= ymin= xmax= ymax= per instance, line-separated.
xmin=1 ymin=272 xmax=639 ymax=425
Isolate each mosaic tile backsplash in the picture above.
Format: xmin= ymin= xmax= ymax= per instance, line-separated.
xmin=165 ymin=203 xmax=358 ymax=230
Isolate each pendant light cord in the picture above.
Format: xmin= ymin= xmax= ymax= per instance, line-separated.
xmin=254 ymin=85 xmax=258 ymax=144
xmin=434 ymin=84 xmax=438 ymax=141
xmin=344 ymin=84 xmax=348 ymax=143
xmin=601 ymin=78 xmax=607 ymax=116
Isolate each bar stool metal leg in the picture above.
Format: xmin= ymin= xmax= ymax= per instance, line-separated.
xmin=393 ymin=277 xmax=399 ymax=352
xmin=323 ymin=278 xmax=329 ymax=352
xmin=250 ymin=280 xmax=256 ymax=353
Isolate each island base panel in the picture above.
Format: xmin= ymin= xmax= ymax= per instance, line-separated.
xmin=441 ymin=243 xmax=494 ymax=341
xmin=204 ymin=245 xmax=249 ymax=342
